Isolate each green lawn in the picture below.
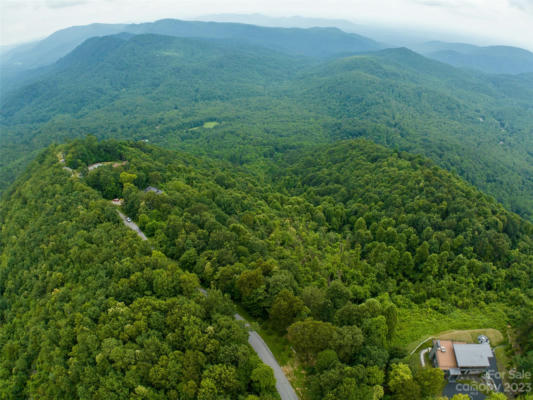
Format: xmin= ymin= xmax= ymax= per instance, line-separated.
xmin=436 ymin=328 xmax=504 ymax=345
xmin=394 ymin=304 xmax=508 ymax=353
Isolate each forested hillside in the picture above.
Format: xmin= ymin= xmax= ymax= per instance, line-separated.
xmin=2 ymin=137 xmax=530 ymax=399
xmin=0 ymin=34 xmax=307 ymax=193
xmin=296 ymin=48 xmax=533 ymax=218
xmin=1 ymin=32 xmax=532 ymax=221
xmin=0 ymin=141 xmax=279 ymax=399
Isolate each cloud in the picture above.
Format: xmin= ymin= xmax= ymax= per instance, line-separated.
xmin=1 ymin=0 xmax=90 ymax=9
xmin=1 ymin=0 xmax=29 ymax=9
xmin=45 ymin=0 xmax=89 ymax=8
xmin=409 ymin=0 xmax=474 ymax=7
xmin=407 ymin=0 xmax=488 ymax=19
xmin=410 ymin=0 xmax=452 ymax=7
xmin=508 ymin=0 xmax=533 ymax=12
xmin=1 ymin=0 xmax=532 ymax=49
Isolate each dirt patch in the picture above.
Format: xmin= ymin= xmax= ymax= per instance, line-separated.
xmin=282 ymin=359 xmax=305 ymax=399
xmin=88 ymin=160 xmax=127 ymax=171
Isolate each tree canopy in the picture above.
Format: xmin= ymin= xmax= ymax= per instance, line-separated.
xmin=2 ymin=137 xmax=531 ymax=398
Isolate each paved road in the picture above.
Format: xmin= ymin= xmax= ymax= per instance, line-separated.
xmin=488 ymin=354 xmax=504 ymax=394
xmin=420 ymin=347 xmax=430 ymax=367
xmin=119 ymin=213 xmax=298 ymax=400
xmin=117 ymin=211 xmax=147 ymax=241
xmin=234 ymin=314 xmax=298 ymax=400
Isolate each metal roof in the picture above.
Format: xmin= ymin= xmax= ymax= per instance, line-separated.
xmin=144 ymin=186 xmax=163 ymax=194
xmin=453 ymin=343 xmax=492 ymax=368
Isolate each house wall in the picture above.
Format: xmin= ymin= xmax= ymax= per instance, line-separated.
xmin=460 ymin=368 xmax=487 ymax=375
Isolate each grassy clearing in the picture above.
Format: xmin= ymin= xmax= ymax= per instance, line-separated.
xmin=189 ymin=121 xmax=220 ymax=131
xmin=437 ymin=328 xmax=504 ymax=345
xmin=394 ymin=304 xmax=508 ymax=352
xmin=202 ymin=121 xmax=219 ymax=129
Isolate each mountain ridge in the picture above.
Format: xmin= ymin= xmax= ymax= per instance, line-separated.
xmin=1 ymin=32 xmax=533 ymax=220
xmin=1 ymin=18 xmax=382 ymax=73
xmin=417 ymin=41 xmax=533 ymax=74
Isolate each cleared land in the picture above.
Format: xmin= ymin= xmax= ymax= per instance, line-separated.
xmin=436 ymin=329 xmax=504 ymax=345
xmin=395 ymin=306 xmax=508 ymax=353
xmin=189 ymin=121 xmax=220 ymax=130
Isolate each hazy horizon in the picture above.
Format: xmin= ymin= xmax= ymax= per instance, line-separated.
xmin=1 ymin=0 xmax=533 ymax=51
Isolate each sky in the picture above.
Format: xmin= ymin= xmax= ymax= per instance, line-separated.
xmin=1 ymin=0 xmax=533 ymax=50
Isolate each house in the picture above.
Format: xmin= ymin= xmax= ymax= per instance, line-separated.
xmin=430 ymin=339 xmax=493 ymax=381
xmin=144 ymin=186 xmax=163 ymax=195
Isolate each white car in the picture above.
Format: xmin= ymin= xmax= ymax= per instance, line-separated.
xmin=126 ymin=217 xmax=132 ymax=222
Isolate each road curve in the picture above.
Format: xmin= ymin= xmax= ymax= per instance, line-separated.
xmin=420 ymin=347 xmax=430 ymax=367
xmin=119 ymin=212 xmax=299 ymax=400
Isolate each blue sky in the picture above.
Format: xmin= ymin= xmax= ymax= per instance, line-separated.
xmin=1 ymin=0 xmax=533 ymax=49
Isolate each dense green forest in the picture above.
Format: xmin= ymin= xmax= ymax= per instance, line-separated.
xmin=2 ymin=137 xmax=531 ymax=399
xmin=0 ymin=141 xmax=279 ymax=399
xmin=1 ymin=33 xmax=533 ymax=221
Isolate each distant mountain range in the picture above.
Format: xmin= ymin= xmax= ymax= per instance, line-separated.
xmin=0 ymin=18 xmax=382 ymax=72
xmin=197 ymin=13 xmax=489 ymax=48
xmin=200 ymin=14 xmax=533 ymax=75
xmin=415 ymin=41 xmax=533 ymax=74
xmin=1 ymin=32 xmax=532 ymax=219
xmin=3 ymin=15 xmax=532 ymax=82
xmin=197 ymin=14 xmax=533 ymax=75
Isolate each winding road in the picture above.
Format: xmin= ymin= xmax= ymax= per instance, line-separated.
xmin=118 ymin=210 xmax=298 ymax=400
